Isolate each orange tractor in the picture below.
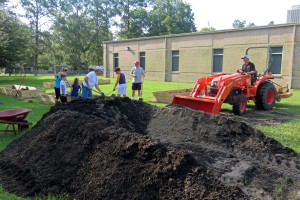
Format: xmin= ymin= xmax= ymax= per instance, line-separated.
xmin=172 ymin=47 xmax=292 ymax=115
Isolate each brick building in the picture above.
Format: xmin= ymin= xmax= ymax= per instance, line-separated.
xmin=103 ymin=23 xmax=300 ymax=89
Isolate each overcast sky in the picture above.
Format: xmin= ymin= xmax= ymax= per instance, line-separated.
xmin=185 ymin=0 xmax=300 ymax=30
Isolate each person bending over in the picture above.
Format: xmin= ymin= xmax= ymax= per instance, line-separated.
xmin=82 ymin=66 xmax=104 ymax=98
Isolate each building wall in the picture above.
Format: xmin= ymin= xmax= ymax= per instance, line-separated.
xmin=105 ymin=38 xmax=166 ymax=80
xmin=292 ymin=25 xmax=300 ymax=88
xmin=104 ymin=24 xmax=300 ymax=89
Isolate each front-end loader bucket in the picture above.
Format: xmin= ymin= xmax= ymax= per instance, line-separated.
xmin=172 ymin=95 xmax=220 ymax=114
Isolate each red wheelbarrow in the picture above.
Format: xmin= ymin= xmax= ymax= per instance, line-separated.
xmin=0 ymin=108 xmax=32 ymax=134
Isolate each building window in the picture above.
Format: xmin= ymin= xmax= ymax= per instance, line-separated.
xmin=212 ymin=49 xmax=223 ymax=73
xmin=113 ymin=53 xmax=119 ymax=69
xmin=270 ymin=47 xmax=283 ymax=74
xmin=139 ymin=52 xmax=146 ymax=70
xmin=172 ymin=51 xmax=179 ymax=71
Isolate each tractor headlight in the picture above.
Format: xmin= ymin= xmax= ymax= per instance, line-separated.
xmin=210 ymin=81 xmax=218 ymax=87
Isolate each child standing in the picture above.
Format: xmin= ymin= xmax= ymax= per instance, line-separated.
xmin=113 ymin=67 xmax=126 ymax=97
xmin=70 ymin=78 xmax=81 ymax=99
xmin=60 ymin=73 xmax=68 ymax=104
xmin=54 ymin=67 xmax=68 ymax=103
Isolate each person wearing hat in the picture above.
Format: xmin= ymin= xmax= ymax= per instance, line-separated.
xmin=82 ymin=66 xmax=104 ymax=98
xmin=238 ymin=55 xmax=257 ymax=85
xmin=130 ymin=61 xmax=144 ymax=100
xmin=54 ymin=67 xmax=68 ymax=103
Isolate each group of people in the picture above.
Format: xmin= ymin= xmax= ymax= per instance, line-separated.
xmin=54 ymin=60 xmax=145 ymax=104
xmin=54 ymin=55 xmax=255 ymax=104
xmin=54 ymin=68 xmax=82 ymax=104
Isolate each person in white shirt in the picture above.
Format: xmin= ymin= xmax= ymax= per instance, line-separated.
xmin=60 ymin=73 xmax=68 ymax=104
xmin=82 ymin=66 xmax=104 ymax=98
xmin=130 ymin=61 xmax=144 ymax=100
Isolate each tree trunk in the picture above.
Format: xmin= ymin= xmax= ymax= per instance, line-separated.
xmin=96 ymin=8 xmax=100 ymax=66
xmin=77 ymin=51 xmax=81 ymax=75
xmin=127 ymin=0 xmax=130 ymax=38
xmin=34 ymin=0 xmax=39 ymax=76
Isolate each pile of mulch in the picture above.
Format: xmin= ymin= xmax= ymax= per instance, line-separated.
xmin=0 ymin=97 xmax=299 ymax=199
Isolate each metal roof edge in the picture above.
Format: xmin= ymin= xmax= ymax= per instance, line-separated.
xmin=103 ymin=23 xmax=300 ymax=44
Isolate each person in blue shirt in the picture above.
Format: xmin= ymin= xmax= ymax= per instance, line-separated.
xmin=54 ymin=67 xmax=68 ymax=103
xmin=70 ymin=78 xmax=81 ymax=99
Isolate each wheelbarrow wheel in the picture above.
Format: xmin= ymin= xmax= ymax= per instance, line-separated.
xmin=17 ymin=119 xmax=29 ymax=131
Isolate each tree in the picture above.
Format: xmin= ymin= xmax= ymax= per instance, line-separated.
xmin=268 ymin=21 xmax=274 ymax=25
xmin=42 ymin=0 xmax=117 ymax=69
xmin=89 ymin=0 xmax=118 ymax=65
xmin=46 ymin=0 xmax=103 ymax=70
xmin=0 ymin=10 xmax=32 ymax=73
xmin=117 ymin=0 xmax=151 ymax=39
xmin=200 ymin=27 xmax=216 ymax=32
xmin=147 ymin=0 xmax=196 ymax=36
xmin=21 ymin=0 xmax=49 ymax=75
xmin=0 ymin=0 xmax=7 ymax=6
xmin=246 ymin=22 xmax=256 ymax=27
xmin=233 ymin=19 xmax=256 ymax=28
xmin=232 ymin=19 xmax=246 ymax=28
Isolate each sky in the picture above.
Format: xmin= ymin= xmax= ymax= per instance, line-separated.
xmin=5 ymin=0 xmax=300 ymax=31
xmin=184 ymin=0 xmax=300 ymax=30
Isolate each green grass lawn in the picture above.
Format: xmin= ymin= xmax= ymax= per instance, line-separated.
xmin=0 ymin=74 xmax=299 ymax=199
xmin=257 ymin=90 xmax=300 ymax=152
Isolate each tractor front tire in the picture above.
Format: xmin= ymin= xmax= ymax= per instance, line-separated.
xmin=255 ymin=82 xmax=276 ymax=110
xmin=232 ymin=94 xmax=247 ymax=115
xmin=226 ymin=87 xmax=241 ymax=105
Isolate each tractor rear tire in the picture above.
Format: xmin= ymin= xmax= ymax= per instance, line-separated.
xmin=255 ymin=81 xmax=276 ymax=110
xmin=232 ymin=94 xmax=247 ymax=115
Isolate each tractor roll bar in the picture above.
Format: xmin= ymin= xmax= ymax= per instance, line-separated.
xmin=245 ymin=46 xmax=272 ymax=75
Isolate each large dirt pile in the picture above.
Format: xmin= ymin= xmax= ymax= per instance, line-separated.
xmin=0 ymin=97 xmax=299 ymax=199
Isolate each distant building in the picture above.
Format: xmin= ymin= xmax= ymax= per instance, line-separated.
xmin=103 ymin=23 xmax=300 ymax=89
xmin=287 ymin=5 xmax=300 ymax=23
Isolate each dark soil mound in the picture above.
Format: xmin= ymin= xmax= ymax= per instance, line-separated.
xmin=0 ymin=97 xmax=299 ymax=199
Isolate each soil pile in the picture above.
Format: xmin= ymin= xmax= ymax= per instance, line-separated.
xmin=0 ymin=97 xmax=299 ymax=199
xmin=0 ymin=98 xmax=246 ymax=199
xmin=148 ymin=105 xmax=300 ymax=199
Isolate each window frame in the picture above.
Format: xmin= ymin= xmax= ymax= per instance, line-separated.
xmin=171 ymin=50 xmax=180 ymax=72
xmin=139 ymin=52 xmax=146 ymax=70
xmin=212 ymin=48 xmax=224 ymax=74
xmin=270 ymin=46 xmax=283 ymax=75
xmin=113 ymin=53 xmax=119 ymax=69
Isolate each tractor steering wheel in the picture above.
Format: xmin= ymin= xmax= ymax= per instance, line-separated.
xmin=236 ymin=69 xmax=245 ymax=75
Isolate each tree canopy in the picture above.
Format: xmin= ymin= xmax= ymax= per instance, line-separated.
xmin=232 ymin=19 xmax=256 ymax=29
xmin=0 ymin=10 xmax=32 ymax=69
xmin=200 ymin=27 xmax=216 ymax=32
xmin=1 ymin=0 xmax=197 ymax=71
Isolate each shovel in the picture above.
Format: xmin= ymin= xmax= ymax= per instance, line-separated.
xmin=106 ymin=85 xmax=121 ymax=96
xmin=92 ymin=89 xmax=105 ymax=97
